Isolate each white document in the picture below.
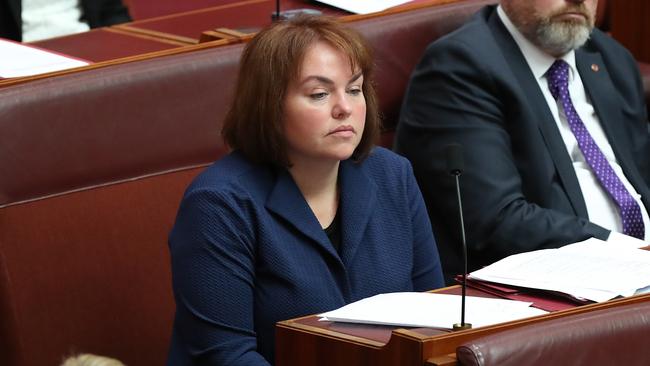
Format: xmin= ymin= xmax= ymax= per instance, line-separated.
xmin=319 ymin=292 xmax=547 ymax=329
xmin=0 ymin=38 xmax=90 ymax=78
xmin=469 ymin=238 xmax=650 ymax=303
xmin=313 ymin=0 xmax=413 ymax=14
xmin=607 ymin=231 xmax=648 ymax=249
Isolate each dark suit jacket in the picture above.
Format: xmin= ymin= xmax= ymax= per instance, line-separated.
xmin=167 ymin=147 xmax=444 ymax=365
xmin=0 ymin=0 xmax=131 ymax=41
xmin=396 ymin=5 xmax=650 ymax=283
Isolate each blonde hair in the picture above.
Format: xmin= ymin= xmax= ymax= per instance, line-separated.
xmin=61 ymin=354 xmax=126 ymax=366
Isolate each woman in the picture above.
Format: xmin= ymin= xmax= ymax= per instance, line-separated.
xmin=167 ymin=15 xmax=444 ymax=365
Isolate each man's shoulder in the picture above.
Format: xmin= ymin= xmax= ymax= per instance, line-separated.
xmin=586 ymin=28 xmax=635 ymax=59
xmin=581 ymin=29 xmax=640 ymax=82
xmin=431 ymin=5 xmax=496 ymax=50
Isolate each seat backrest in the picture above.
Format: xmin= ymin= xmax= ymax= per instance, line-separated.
xmin=596 ymin=0 xmax=610 ymax=31
xmin=0 ymin=42 xmax=243 ymax=366
xmin=456 ymin=300 xmax=650 ymax=366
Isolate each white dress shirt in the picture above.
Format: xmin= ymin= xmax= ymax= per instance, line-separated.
xmin=497 ymin=6 xmax=649 ymax=242
xmin=22 ymin=0 xmax=90 ymax=42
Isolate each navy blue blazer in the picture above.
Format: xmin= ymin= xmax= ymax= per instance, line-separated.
xmin=167 ymin=147 xmax=444 ymax=365
xmin=396 ymin=5 xmax=650 ymax=282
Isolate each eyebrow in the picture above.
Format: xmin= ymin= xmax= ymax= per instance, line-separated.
xmin=300 ymin=71 xmax=363 ymax=86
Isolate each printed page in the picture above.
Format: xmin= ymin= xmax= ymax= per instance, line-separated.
xmin=469 ymin=238 xmax=650 ymax=302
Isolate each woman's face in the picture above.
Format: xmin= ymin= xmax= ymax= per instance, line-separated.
xmin=282 ymin=41 xmax=366 ymax=166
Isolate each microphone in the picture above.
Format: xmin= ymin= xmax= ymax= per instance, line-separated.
xmin=271 ymin=0 xmax=323 ymax=21
xmin=445 ymin=143 xmax=472 ymax=331
xmin=273 ymin=0 xmax=280 ymax=21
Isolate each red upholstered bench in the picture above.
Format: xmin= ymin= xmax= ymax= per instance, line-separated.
xmin=0 ymin=43 xmax=241 ymax=366
xmin=456 ymin=300 xmax=650 ymax=366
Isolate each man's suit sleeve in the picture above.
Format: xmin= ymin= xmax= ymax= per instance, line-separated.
xmin=395 ymin=38 xmax=609 ymax=272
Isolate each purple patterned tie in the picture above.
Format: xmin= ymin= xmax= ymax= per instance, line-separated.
xmin=547 ymin=59 xmax=645 ymax=239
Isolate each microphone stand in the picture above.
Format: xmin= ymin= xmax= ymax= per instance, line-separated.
xmin=445 ymin=143 xmax=472 ymax=331
xmin=272 ymin=0 xmax=280 ymax=21
xmin=271 ymin=0 xmax=323 ymax=21
xmin=451 ymin=170 xmax=471 ymax=331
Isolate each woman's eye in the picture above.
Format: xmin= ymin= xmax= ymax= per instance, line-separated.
xmin=348 ymin=88 xmax=362 ymax=96
xmin=310 ymin=92 xmax=328 ymax=100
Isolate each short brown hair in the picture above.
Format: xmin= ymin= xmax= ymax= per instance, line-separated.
xmin=222 ymin=15 xmax=380 ymax=167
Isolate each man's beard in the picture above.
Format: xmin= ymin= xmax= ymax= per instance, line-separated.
xmin=512 ymin=3 xmax=596 ymax=56
xmin=534 ymin=17 xmax=593 ymax=56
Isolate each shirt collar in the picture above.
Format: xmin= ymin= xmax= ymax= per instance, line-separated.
xmin=497 ymin=5 xmax=577 ymax=82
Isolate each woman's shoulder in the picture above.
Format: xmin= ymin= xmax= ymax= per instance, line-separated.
xmin=184 ymin=151 xmax=273 ymax=200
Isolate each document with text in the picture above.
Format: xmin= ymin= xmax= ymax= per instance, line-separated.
xmin=469 ymin=238 xmax=650 ymax=303
xmin=319 ymin=292 xmax=547 ymax=329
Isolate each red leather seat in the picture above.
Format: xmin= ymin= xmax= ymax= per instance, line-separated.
xmin=457 ymin=300 xmax=650 ymax=366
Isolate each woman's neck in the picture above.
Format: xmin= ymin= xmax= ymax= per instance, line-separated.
xmin=288 ymin=158 xmax=340 ymax=228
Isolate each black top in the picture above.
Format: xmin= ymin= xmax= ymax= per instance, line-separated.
xmin=324 ymin=207 xmax=342 ymax=253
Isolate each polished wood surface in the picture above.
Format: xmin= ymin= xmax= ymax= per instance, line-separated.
xmin=196 ymin=0 xmax=462 ymax=42
xmin=29 ymin=28 xmax=184 ymax=63
xmin=276 ymin=288 xmax=650 ymax=366
xmin=8 ymin=0 xmax=650 ymax=76
xmin=124 ymin=0 xmax=244 ymax=20
xmin=1 ymin=0 xmax=464 ymax=86
xmin=0 ymin=37 xmax=240 ymax=88
xmin=116 ymin=0 xmax=348 ymax=44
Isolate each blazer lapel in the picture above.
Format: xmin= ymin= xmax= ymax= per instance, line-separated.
xmin=577 ymin=51 xmax=623 ymax=151
xmin=488 ymin=12 xmax=589 ymax=217
xmin=337 ymin=159 xmax=377 ymax=266
xmin=265 ymin=160 xmax=378 ymax=266
xmin=265 ymin=168 xmax=340 ymax=261
xmin=576 ymin=50 xmax=650 ymax=200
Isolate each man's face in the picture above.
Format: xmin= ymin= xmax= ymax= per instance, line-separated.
xmin=502 ymin=0 xmax=598 ymax=56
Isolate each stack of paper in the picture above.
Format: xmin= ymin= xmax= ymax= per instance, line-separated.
xmin=319 ymin=292 xmax=547 ymax=329
xmin=0 ymin=38 xmax=90 ymax=78
xmin=469 ymin=238 xmax=650 ymax=303
xmin=313 ymin=0 xmax=413 ymax=15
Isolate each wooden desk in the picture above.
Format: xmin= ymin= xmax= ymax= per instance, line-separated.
xmin=276 ymin=289 xmax=650 ymax=366
xmin=20 ymin=0 xmax=462 ymax=66
xmin=126 ymin=0 xmax=244 ymax=20
xmin=115 ymin=0 xmax=349 ymax=44
xmin=29 ymin=27 xmax=184 ymax=63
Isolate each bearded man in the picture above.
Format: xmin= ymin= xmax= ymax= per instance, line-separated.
xmin=395 ymin=0 xmax=650 ymax=283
